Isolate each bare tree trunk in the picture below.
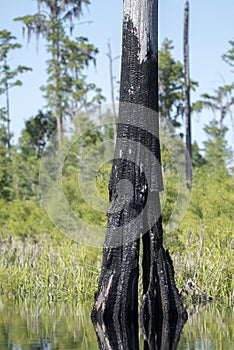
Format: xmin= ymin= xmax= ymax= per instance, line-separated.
xmin=107 ymin=41 xmax=118 ymax=142
xmin=4 ymin=58 xmax=11 ymax=149
xmin=5 ymin=80 xmax=11 ymax=149
xmin=92 ymin=1 xmax=187 ymax=348
xmin=184 ymin=0 xmax=192 ymax=186
xmin=55 ymin=51 xmax=62 ymax=144
xmin=51 ymin=1 xmax=62 ymax=144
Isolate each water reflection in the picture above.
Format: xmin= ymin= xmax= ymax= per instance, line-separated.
xmin=10 ymin=339 xmax=52 ymax=350
xmin=0 ymin=299 xmax=98 ymax=350
xmin=0 ymin=299 xmax=232 ymax=349
xmin=91 ymin=312 xmax=186 ymax=350
xmin=178 ymin=303 xmax=233 ymax=350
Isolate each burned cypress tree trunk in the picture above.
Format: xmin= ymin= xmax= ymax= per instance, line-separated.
xmin=184 ymin=0 xmax=192 ymax=185
xmin=91 ymin=1 xmax=187 ymax=349
xmin=107 ymin=41 xmax=118 ymax=142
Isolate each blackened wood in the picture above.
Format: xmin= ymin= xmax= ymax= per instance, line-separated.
xmin=107 ymin=42 xmax=118 ymax=142
xmin=92 ymin=1 xmax=187 ymax=349
xmin=184 ymin=0 xmax=192 ymax=185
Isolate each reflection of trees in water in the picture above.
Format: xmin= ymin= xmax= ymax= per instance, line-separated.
xmin=31 ymin=339 xmax=51 ymax=349
xmin=92 ymin=313 xmax=186 ymax=350
xmin=178 ymin=303 xmax=233 ymax=350
xmin=0 ymin=300 xmax=97 ymax=350
xmin=0 ymin=300 xmax=232 ymax=349
xmin=12 ymin=338 xmax=51 ymax=349
xmin=92 ymin=303 xmax=233 ymax=349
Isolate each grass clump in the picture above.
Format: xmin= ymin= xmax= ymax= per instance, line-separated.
xmin=0 ymin=232 xmax=101 ymax=302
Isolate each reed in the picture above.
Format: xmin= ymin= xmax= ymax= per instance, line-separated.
xmin=0 ymin=234 xmax=101 ymax=301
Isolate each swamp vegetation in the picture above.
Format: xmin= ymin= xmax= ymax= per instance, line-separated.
xmin=0 ymin=161 xmax=233 ymax=304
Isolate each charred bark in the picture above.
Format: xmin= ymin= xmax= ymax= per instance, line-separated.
xmin=92 ymin=1 xmax=187 ymax=348
xmin=184 ymin=0 xmax=192 ymax=185
xmin=107 ymin=41 xmax=118 ymax=142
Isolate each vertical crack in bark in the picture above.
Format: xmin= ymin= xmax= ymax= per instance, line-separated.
xmin=91 ymin=1 xmax=187 ymax=349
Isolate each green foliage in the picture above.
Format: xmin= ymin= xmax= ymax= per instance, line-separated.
xmin=159 ymin=38 xmax=184 ymax=127
xmin=199 ymin=84 xmax=234 ymax=130
xmin=165 ymin=170 xmax=234 ymax=302
xmin=0 ymin=30 xmax=32 ymax=146
xmin=160 ymin=171 xmax=179 ymax=226
xmin=15 ymin=0 xmax=104 ymax=140
xmin=0 ymin=167 xmax=233 ymax=302
xmin=62 ymin=113 xmax=112 ymax=228
xmin=19 ymin=110 xmax=56 ymax=159
xmin=0 ymin=199 xmax=53 ymax=237
xmin=0 ymin=119 xmax=12 ymax=200
xmin=0 ymin=199 xmax=101 ymax=301
xmin=192 ymin=141 xmax=206 ymax=168
xmin=42 ymin=24 xmax=104 ymax=119
xmin=0 ymin=29 xmax=31 ymax=89
xmin=15 ymin=0 xmax=90 ymax=40
xmin=203 ymin=119 xmax=233 ymax=174
xmin=159 ymin=38 xmax=198 ymax=128
xmin=159 ymin=124 xmax=233 ymax=302
xmin=8 ymin=111 xmax=57 ymax=200
xmin=0 ymin=233 xmax=101 ymax=301
xmin=222 ymin=39 xmax=234 ymax=68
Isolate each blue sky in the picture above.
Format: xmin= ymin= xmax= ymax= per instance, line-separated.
xmin=1 ymin=0 xmax=234 ymax=149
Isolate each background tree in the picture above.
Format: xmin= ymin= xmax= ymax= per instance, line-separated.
xmin=221 ymin=40 xmax=234 ymax=136
xmin=11 ymin=111 xmax=56 ymax=200
xmin=222 ymin=39 xmax=234 ymax=69
xmin=19 ymin=110 xmax=56 ymax=159
xmin=158 ymin=36 xmax=198 ymax=196
xmin=192 ymin=141 xmax=206 ymax=168
xmin=0 ymin=114 xmax=12 ymax=200
xmin=203 ymin=119 xmax=232 ymax=175
xmin=0 ymin=30 xmax=31 ymax=148
xmin=159 ymin=38 xmax=184 ymax=128
xmin=15 ymin=0 xmax=103 ymax=143
xmin=42 ymin=33 xmax=103 ymax=120
xmin=106 ymin=41 xmax=119 ymax=141
xmin=184 ymin=0 xmax=192 ymax=185
xmin=199 ymin=84 xmax=234 ymax=131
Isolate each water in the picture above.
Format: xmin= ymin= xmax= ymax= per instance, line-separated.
xmin=0 ymin=299 xmax=232 ymax=349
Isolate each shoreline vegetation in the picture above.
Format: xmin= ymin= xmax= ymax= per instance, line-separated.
xmin=0 ymin=168 xmax=233 ymax=305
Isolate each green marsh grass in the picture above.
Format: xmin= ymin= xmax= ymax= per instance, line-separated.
xmin=0 ymin=165 xmax=233 ymax=304
xmin=0 ymin=233 xmax=101 ymax=301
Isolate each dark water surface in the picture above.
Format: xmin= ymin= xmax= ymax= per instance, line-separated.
xmin=0 ymin=299 xmax=232 ymax=349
